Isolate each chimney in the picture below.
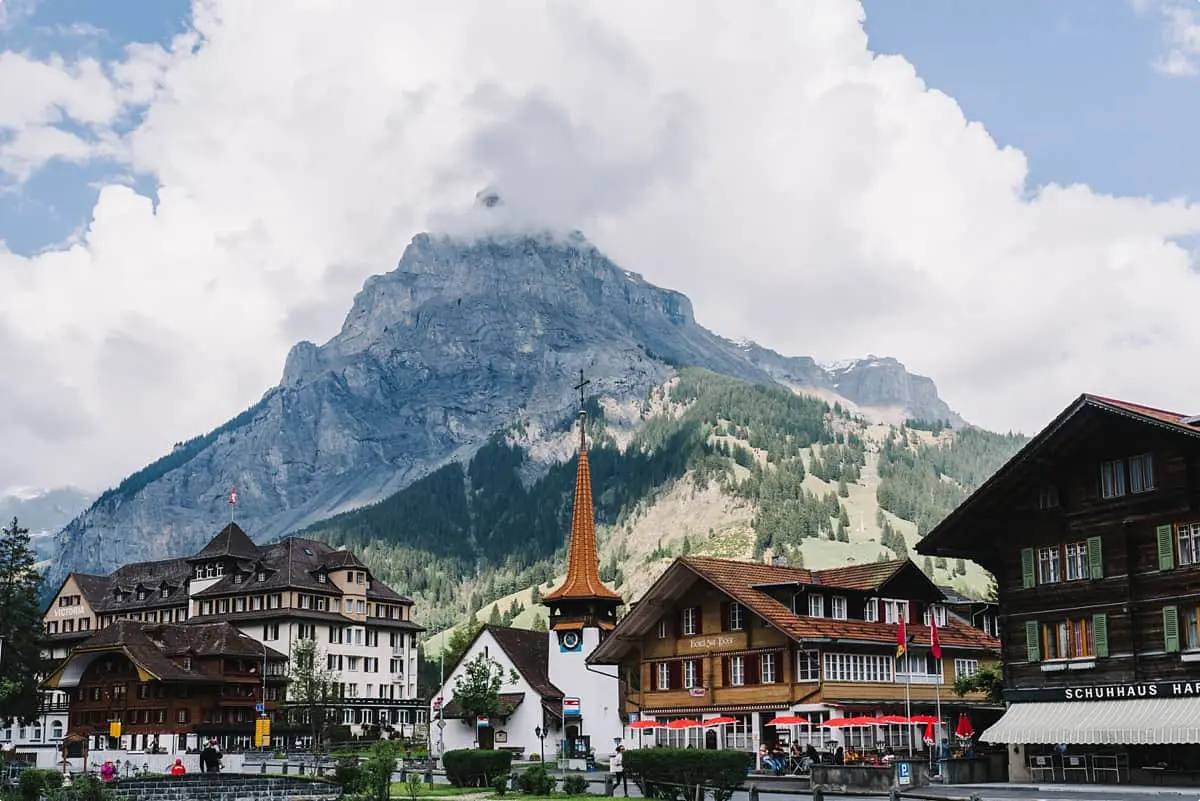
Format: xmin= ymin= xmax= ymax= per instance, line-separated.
xmin=772 ymin=555 xmax=788 ymax=567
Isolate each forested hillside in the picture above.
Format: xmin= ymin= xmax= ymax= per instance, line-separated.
xmin=302 ymin=368 xmax=1027 ymax=641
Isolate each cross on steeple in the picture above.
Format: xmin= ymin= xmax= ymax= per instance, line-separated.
xmin=574 ymin=369 xmax=590 ymax=412
xmin=573 ymin=369 xmax=590 ymax=451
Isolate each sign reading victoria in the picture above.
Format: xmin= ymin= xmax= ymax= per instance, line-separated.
xmin=1005 ymin=680 xmax=1200 ymax=703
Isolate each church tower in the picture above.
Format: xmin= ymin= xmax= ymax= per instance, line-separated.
xmin=542 ymin=371 xmax=624 ymax=752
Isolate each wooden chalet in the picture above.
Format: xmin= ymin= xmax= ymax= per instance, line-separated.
xmin=587 ymin=555 xmax=1000 ymax=756
xmin=918 ymin=394 xmax=1200 ymax=783
xmin=42 ymin=619 xmax=287 ymax=755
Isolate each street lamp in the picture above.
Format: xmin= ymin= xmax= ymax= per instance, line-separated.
xmin=535 ymin=726 xmax=545 ymax=763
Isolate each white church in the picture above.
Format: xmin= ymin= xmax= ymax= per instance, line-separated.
xmin=431 ymin=401 xmax=629 ymax=762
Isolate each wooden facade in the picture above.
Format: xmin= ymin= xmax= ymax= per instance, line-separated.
xmin=591 ymin=556 xmax=1001 ymax=749
xmin=919 ymin=396 xmax=1200 ymax=697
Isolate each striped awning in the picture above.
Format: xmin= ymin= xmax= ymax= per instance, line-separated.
xmin=983 ymin=699 xmax=1200 ymax=745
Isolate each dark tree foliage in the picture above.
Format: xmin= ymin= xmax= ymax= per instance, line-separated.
xmin=0 ymin=517 xmax=47 ymax=724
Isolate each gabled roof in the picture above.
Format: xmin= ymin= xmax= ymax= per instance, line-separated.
xmin=543 ymin=435 xmax=622 ymax=605
xmin=191 ymin=523 xmax=262 ymax=561
xmin=443 ymin=625 xmax=562 ymax=703
xmin=588 ymin=556 xmax=999 ymax=665
xmin=917 ymin=393 xmax=1200 ymax=558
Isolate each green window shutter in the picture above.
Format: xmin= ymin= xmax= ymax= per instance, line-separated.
xmin=1021 ymin=548 xmax=1036 ymax=589
xmin=1164 ymin=606 xmax=1180 ymax=654
xmin=1093 ymin=613 xmax=1109 ymax=658
xmin=1025 ymin=620 xmax=1040 ymax=663
xmin=1157 ymin=525 xmax=1175 ymax=571
xmin=1087 ymin=536 xmax=1104 ymax=580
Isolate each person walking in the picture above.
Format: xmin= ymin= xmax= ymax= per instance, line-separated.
xmin=611 ymin=745 xmax=628 ymax=797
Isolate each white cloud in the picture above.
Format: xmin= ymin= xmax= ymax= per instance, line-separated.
xmin=1137 ymin=0 xmax=1200 ymax=76
xmin=3 ymin=0 xmax=1200 ymax=492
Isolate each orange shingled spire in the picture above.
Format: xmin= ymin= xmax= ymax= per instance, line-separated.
xmin=544 ymin=383 xmax=622 ymax=605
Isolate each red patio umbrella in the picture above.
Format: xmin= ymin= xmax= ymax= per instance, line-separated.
xmin=923 ymin=721 xmax=935 ymax=744
xmin=666 ymin=719 xmax=703 ymax=729
xmin=955 ymin=713 xmax=974 ymax=739
xmin=910 ymin=715 xmax=941 ymax=725
xmin=630 ymin=720 xmax=662 ymax=730
xmin=825 ymin=716 xmax=874 ymax=727
xmin=704 ymin=717 xmax=737 ymax=727
xmin=873 ymin=715 xmax=911 ymax=725
xmin=766 ymin=716 xmax=808 ymax=726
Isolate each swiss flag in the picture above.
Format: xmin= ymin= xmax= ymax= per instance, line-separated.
xmin=230 ymin=487 xmax=238 ymax=505
xmin=930 ymin=612 xmax=942 ymax=661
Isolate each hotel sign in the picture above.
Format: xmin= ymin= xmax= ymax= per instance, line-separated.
xmin=688 ymin=636 xmax=735 ymax=650
xmin=1006 ymin=681 xmax=1200 ymax=703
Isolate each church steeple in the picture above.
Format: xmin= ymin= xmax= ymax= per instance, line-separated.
xmin=543 ymin=371 xmax=622 ymax=628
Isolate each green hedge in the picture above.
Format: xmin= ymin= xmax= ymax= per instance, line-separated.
xmin=623 ymin=748 xmax=753 ymax=801
xmin=443 ymin=749 xmax=513 ymax=787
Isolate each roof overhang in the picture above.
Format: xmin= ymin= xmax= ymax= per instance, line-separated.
xmin=588 ymin=560 xmax=710 ymax=665
xmin=44 ymin=647 xmax=159 ymax=690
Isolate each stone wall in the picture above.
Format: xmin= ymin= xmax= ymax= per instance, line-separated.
xmin=109 ymin=774 xmax=342 ymax=801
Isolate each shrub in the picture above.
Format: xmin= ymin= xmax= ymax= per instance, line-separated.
xmin=20 ymin=768 xmax=64 ymax=800
xmin=515 ymin=763 xmax=556 ymax=795
xmin=333 ymin=755 xmax=363 ymax=792
xmin=623 ymin=748 xmax=753 ymax=801
xmin=443 ymin=749 xmax=514 ymax=787
xmin=562 ymin=774 xmax=588 ymax=795
xmin=491 ymin=774 xmax=509 ymax=795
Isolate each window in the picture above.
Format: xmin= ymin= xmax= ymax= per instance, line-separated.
xmin=1101 ymin=459 xmax=1127 ymax=499
xmin=808 ymin=594 xmax=824 ymax=618
xmin=981 ymin=614 xmax=998 ymax=638
xmin=1129 ymin=453 xmax=1155 ymax=494
xmin=317 ymin=573 xmax=327 ymax=584
xmin=1039 ymin=485 xmax=1060 ymax=509
xmin=1185 ymin=607 xmax=1200 ymax=651
xmin=1179 ymin=524 xmax=1200 ymax=566
xmin=831 ymin=596 xmax=847 ymax=620
xmin=884 ymin=600 xmax=908 ymax=625
xmin=760 ymin=653 xmax=777 ymax=684
xmin=1037 ymin=547 xmax=1061 ymax=584
xmin=1064 ymin=542 xmax=1089 ymax=581
xmin=727 ymin=603 xmax=745 ymax=631
xmin=823 ymin=653 xmax=893 ymax=683
xmin=656 ymin=663 xmax=670 ymax=690
xmin=683 ymin=660 xmax=698 ymax=689
xmin=864 ymin=598 xmax=879 ymax=622
xmin=1042 ymin=619 xmax=1094 ymax=660
xmin=953 ymin=659 xmax=979 ymax=680
xmin=795 ymin=650 xmax=820 ymax=682
xmin=728 ymin=655 xmax=745 ymax=686
xmin=657 ymin=619 xmax=669 ymax=639
xmin=160 ymin=587 xmax=170 ymax=598
xmin=681 ymin=607 xmax=699 ymax=636
xmin=263 ymin=624 xmax=279 ymax=641
xmin=922 ymin=605 xmax=947 ymax=627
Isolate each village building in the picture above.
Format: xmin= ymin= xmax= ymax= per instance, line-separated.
xmin=24 ymin=526 xmax=426 ymax=764
xmin=918 ymin=394 xmax=1200 ymax=784
xmin=42 ymin=619 xmax=287 ymax=762
xmin=432 ymin=392 xmax=626 ymax=762
xmin=586 ymin=555 xmax=1000 ymax=757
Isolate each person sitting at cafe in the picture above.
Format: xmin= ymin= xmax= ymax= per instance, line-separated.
xmin=834 ymin=745 xmax=845 ymax=765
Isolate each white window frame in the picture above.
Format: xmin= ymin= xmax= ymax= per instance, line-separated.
xmin=729 ymin=655 xmax=745 ymax=686
xmin=795 ymin=650 xmax=820 ymax=682
xmin=682 ymin=607 xmax=699 ymax=636
xmin=831 ymin=596 xmax=848 ymax=620
xmin=1179 ymin=523 xmax=1200 ymax=567
xmin=683 ymin=660 xmax=698 ymax=689
xmin=808 ymin=594 xmax=825 ymax=618
xmin=656 ymin=663 xmax=670 ymax=690
xmin=657 ymin=619 xmax=669 ymax=639
xmin=1064 ymin=542 xmax=1089 ymax=581
xmin=954 ymin=659 xmax=980 ymax=679
xmin=1101 ymin=459 xmax=1127 ymax=499
xmin=822 ymin=653 xmax=893 ymax=683
xmin=1037 ymin=546 xmax=1061 ymax=584
xmin=728 ymin=603 xmax=745 ymax=631
xmin=864 ymin=598 xmax=879 ymax=623
xmin=1129 ymin=453 xmax=1155 ymax=494
xmin=922 ymin=605 xmax=947 ymax=627
xmin=760 ymin=653 xmax=777 ymax=684
xmin=884 ymin=600 xmax=909 ymax=625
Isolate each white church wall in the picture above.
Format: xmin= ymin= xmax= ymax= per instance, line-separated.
xmin=430 ymin=630 xmax=549 ymax=758
xmin=548 ymin=628 xmax=625 ymax=760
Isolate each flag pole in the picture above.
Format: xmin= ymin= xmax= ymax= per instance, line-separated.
xmin=934 ymin=657 xmax=943 ymax=767
xmin=905 ymin=662 xmax=913 ymax=758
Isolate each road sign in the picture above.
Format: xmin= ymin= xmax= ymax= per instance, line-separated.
xmin=562 ymin=697 xmax=581 ymax=717
xmin=437 ymin=720 xmax=446 ymax=729
xmin=255 ymin=703 xmax=264 ymax=713
xmin=897 ymin=761 xmax=911 ymax=786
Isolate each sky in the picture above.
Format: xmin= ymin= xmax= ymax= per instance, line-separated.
xmin=2 ymin=0 xmax=1200 ymax=493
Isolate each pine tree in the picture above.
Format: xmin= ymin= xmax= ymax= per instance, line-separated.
xmin=923 ymin=556 xmax=934 ymax=575
xmin=837 ymin=477 xmax=849 ymax=498
xmin=0 ymin=518 xmax=46 ymax=724
xmin=530 ymin=585 xmax=542 ymax=605
xmin=935 ymin=556 xmax=948 ymax=570
xmin=532 ymin=615 xmax=548 ymax=632
xmin=681 ymin=536 xmax=692 ymax=556
xmin=488 ymin=605 xmax=502 ymax=625
xmin=954 ymin=557 xmax=967 ymax=575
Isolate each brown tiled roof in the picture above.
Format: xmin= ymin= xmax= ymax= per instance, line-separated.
xmin=812 ymin=561 xmax=907 ymax=591
xmin=486 ymin=625 xmax=562 ymax=701
xmin=919 ymin=393 xmax=1200 ymax=556
xmin=441 ymin=692 xmax=526 ymax=719
xmin=543 ymin=438 xmax=622 ymax=604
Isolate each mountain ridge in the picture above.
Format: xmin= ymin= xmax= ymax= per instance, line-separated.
xmin=45 ymin=222 xmax=966 ymax=594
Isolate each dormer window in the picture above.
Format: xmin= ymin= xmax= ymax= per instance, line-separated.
xmin=136 ymin=589 xmax=147 ymax=601
xmin=233 ymin=574 xmax=243 ymax=584
xmin=864 ymin=598 xmax=879 ymax=622
xmin=884 ymin=600 xmax=909 ymax=624
xmin=923 ymin=605 xmax=947 ymax=627
xmin=160 ymin=587 xmax=170 ymax=599
xmin=256 ymin=572 xmax=266 ymax=582
xmin=808 ymin=594 xmax=824 ymax=618
xmin=194 ymin=566 xmax=204 ymax=579
xmin=317 ymin=573 xmax=327 ymax=584
xmin=831 ymin=596 xmax=848 ymax=620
